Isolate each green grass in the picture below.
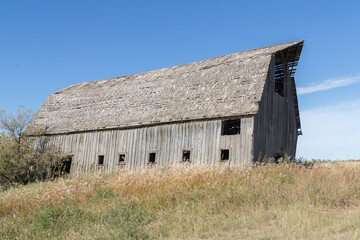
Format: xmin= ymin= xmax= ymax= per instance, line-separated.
xmin=1 ymin=162 xmax=360 ymax=239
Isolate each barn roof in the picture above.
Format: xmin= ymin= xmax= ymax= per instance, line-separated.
xmin=32 ymin=40 xmax=304 ymax=134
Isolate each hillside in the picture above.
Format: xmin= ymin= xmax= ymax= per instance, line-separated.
xmin=1 ymin=162 xmax=360 ymax=239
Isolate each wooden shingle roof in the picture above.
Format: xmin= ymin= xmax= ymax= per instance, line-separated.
xmin=32 ymin=40 xmax=303 ymax=134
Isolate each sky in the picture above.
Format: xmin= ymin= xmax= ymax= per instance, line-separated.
xmin=1 ymin=0 xmax=359 ymax=160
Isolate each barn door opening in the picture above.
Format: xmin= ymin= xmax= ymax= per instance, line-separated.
xmin=61 ymin=155 xmax=72 ymax=174
xmin=51 ymin=155 xmax=72 ymax=179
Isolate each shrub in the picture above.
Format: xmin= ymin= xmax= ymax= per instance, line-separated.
xmin=0 ymin=107 xmax=66 ymax=190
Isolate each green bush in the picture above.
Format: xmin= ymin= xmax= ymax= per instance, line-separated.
xmin=0 ymin=107 xmax=65 ymax=190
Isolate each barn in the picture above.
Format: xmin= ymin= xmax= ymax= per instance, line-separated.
xmin=31 ymin=40 xmax=304 ymax=175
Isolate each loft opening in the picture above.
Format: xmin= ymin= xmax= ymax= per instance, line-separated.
xmin=148 ymin=152 xmax=157 ymax=164
xmin=274 ymin=51 xmax=286 ymax=97
xmin=182 ymin=150 xmax=191 ymax=162
xmin=98 ymin=155 xmax=104 ymax=165
xmin=275 ymin=44 xmax=303 ymax=98
xmin=221 ymin=119 xmax=241 ymax=135
xmin=221 ymin=149 xmax=230 ymax=161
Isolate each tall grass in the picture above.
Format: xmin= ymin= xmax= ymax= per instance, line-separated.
xmin=1 ymin=162 xmax=360 ymax=239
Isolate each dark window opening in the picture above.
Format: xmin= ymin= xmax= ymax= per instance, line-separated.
xmin=149 ymin=152 xmax=156 ymax=163
xmin=119 ymin=154 xmax=125 ymax=164
xmin=221 ymin=149 xmax=230 ymax=161
xmin=182 ymin=150 xmax=191 ymax=162
xmin=221 ymin=119 xmax=241 ymax=135
xmin=98 ymin=155 xmax=104 ymax=165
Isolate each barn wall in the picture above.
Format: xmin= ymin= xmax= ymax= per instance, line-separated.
xmin=48 ymin=118 xmax=254 ymax=175
xmin=253 ymin=56 xmax=298 ymax=161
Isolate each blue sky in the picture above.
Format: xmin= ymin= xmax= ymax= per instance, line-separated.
xmin=1 ymin=0 xmax=359 ymax=160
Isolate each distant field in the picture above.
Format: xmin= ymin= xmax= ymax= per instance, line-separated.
xmin=1 ymin=161 xmax=360 ymax=239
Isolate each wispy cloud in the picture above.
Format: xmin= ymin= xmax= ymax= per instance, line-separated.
xmin=297 ymin=75 xmax=360 ymax=95
xmin=297 ymin=100 xmax=360 ymax=160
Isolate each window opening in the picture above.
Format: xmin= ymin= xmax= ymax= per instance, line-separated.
xmin=221 ymin=119 xmax=241 ymax=135
xmin=182 ymin=150 xmax=191 ymax=162
xmin=119 ymin=154 xmax=125 ymax=164
xmin=221 ymin=149 xmax=230 ymax=161
xmin=98 ymin=155 xmax=104 ymax=165
xmin=149 ymin=152 xmax=156 ymax=163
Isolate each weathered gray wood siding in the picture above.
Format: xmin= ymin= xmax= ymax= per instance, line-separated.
xmin=253 ymin=56 xmax=298 ymax=161
xmin=48 ymin=118 xmax=254 ymax=175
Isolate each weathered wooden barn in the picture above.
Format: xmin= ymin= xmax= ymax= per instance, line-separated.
xmin=31 ymin=40 xmax=304 ymax=175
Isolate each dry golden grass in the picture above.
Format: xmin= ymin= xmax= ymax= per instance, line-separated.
xmin=1 ymin=161 xmax=360 ymax=239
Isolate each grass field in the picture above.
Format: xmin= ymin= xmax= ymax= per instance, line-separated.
xmin=1 ymin=161 xmax=360 ymax=239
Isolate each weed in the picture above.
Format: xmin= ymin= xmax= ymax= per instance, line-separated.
xmin=1 ymin=162 xmax=360 ymax=239
xmin=101 ymin=204 xmax=153 ymax=239
xmin=31 ymin=204 xmax=95 ymax=238
xmin=95 ymin=186 xmax=115 ymax=199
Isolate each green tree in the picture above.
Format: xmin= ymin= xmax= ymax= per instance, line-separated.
xmin=0 ymin=106 xmax=65 ymax=190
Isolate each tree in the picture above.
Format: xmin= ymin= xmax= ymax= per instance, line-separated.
xmin=0 ymin=106 xmax=65 ymax=190
xmin=0 ymin=106 xmax=34 ymax=146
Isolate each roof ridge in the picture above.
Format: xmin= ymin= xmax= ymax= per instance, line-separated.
xmin=55 ymin=40 xmax=303 ymax=94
